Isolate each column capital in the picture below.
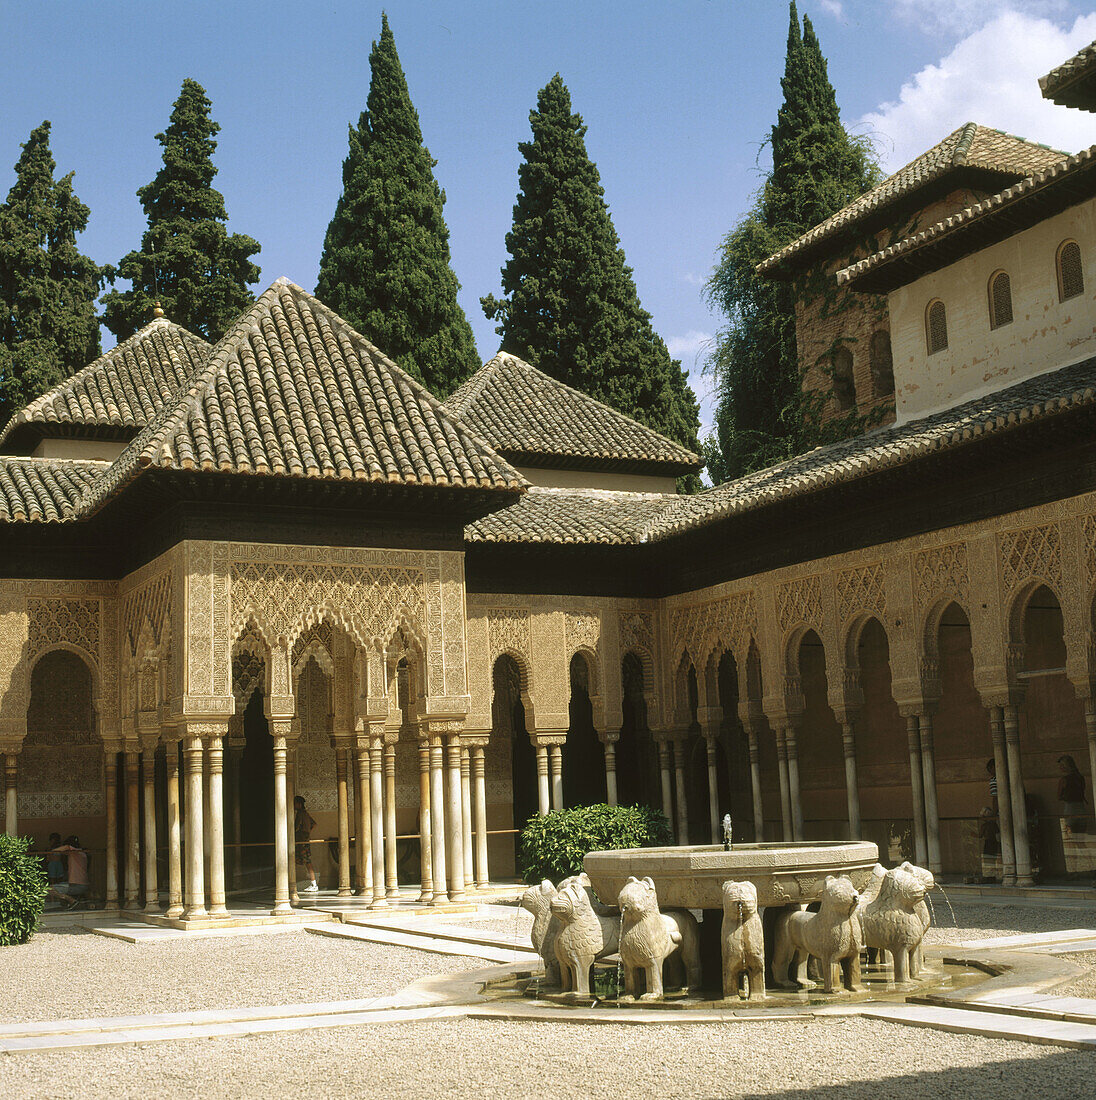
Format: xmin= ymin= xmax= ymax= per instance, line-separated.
xmin=461 ymin=731 xmax=490 ymax=750
xmin=420 ymin=717 xmax=465 ymax=739
xmin=177 ymin=719 xmax=229 ymax=742
xmin=530 ymin=730 xmax=567 ymax=748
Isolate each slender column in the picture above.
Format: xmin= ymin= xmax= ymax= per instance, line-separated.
xmin=429 ymin=736 xmax=448 ymax=905
xmin=775 ymin=728 xmax=792 ymax=842
xmin=536 ymin=745 xmax=550 ymax=815
xmin=472 ymin=746 xmax=490 ymax=888
xmin=384 ymin=742 xmax=398 ymax=899
xmin=603 ymin=740 xmax=618 ymax=807
xmin=417 ymin=739 xmax=433 ymax=903
xmin=3 ymin=753 xmax=16 ymax=836
xmin=206 ymin=734 xmax=229 ymax=916
xmin=672 ymin=739 xmax=689 ymax=845
xmin=165 ymin=743 xmax=183 ymax=918
xmin=1084 ymin=699 xmax=1096 ymax=840
xmin=229 ymin=742 xmax=243 ymax=889
xmin=140 ymin=744 xmax=160 ymax=913
xmin=919 ymin=714 xmax=942 ymax=875
xmin=705 ymin=736 xmax=720 ymax=844
xmin=182 ymin=735 xmax=207 ymax=920
xmin=460 ymin=746 xmax=474 ymax=890
xmin=988 ymin=706 xmax=1017 ymax=886
xmin=355 ymin=747 xmax=372 ymax=899
xmin=335 ymin=747 xmax=352 ymax=897
xmin=446 ymin=735 xmax=466 ymax=902
xmin=549 ymin=745 xmax=564 ymax=811
xmin=905 ymin=715 xmax=928 ymax=866
xmin=369 ymin=738 xmax=387 ymax=907
xmin=103 ymin=748 xmax=119 ymax=907
xmin=786 ymin=725 xmax=804 ymax=841
xmin=284 ymin=745 xmax=298 ymax=904
xmin=270 ymin=732 xmax=292 ymax=914
xmin=658 ymin=742 xmax=673 ymax=833
xmin=124 ymin=750 xmax=140 ymax=907
xmin=1003 ymin=704 xmax=1034 ymax=885
xmin=840 ymin=722 xmax=862 ymax=842
xmin=746 ymin=727 xmax=764 ymax=841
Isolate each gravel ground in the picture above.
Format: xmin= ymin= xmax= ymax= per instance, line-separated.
xmin=922 ymin=900 xmax=1096 ymax=946
xmin=0 ymin=930 xmax=484 ymax=1024
xmin=1 ymin=1015 xmax=1092 ymax=1099
xmin=1048 ymin=952 xmax=1096 ymax=997
xmin=461 ymin=910 xmax=533 ymax=936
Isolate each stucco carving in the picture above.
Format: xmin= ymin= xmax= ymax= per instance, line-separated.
xmin=619 ymin=610 xmax=654 ymax=657
xmin=836 ymin=562 xmax=886 ymax=624
xmin=777 ymin=574 xmax=823 ymax=633
xmin=913 ymin=542 xmax=969 ymax=609
xmin=565 ymin=612 xmax=600 ymax=657
xmin=488 ymin=609 xmax=531 ymax=660
xmin=27 ymin=598 xmax=99 ymax=665
xmin=999 ymin=521 xmax=1063 ymax=593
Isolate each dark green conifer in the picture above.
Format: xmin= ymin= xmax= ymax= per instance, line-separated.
xmin=483 ymin=75 xmax=701 ymax=486
xmin=316 ymin=14 xmax=477 ymax=394
xmin=102 ymin=79 xmax=260 ymax=342
xmin=0 ymin=122 xmax=103 ymax=425
xmin=706 ymin=3 xmax=880 ymax=483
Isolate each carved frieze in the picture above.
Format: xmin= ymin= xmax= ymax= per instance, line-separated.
xmin=912 ymin=542 xmax=969 ymax=610
xmin=836 ymin=562 xmax=886 ymax=625
xmin=777 ymin=575 xmax=823 ymax=634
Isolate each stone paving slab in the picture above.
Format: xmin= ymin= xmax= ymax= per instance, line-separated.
xmin=341 ymin=916 xmax=528 ymax=951
xmin=306 ymin=920 xmax=538 ymax=964
xmin=960 ymin=929 xmax=1096 ymax=950
xmin=861 ymin=1003 xmax=1096 ymax=1049
xmin=91 ymin=919 xmax=325 ymax=944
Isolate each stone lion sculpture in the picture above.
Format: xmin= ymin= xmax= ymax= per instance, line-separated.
xmin=551 ymin=875 xmax=621 ymax=997
xmin=899 ymin=861 xmax=934 ymax=978
xmin=720 ymin=879 xmax=765 ymax=1001
xmin=772 ymin=874 xmax=862 ymax=994
xmin=860 ymin=865 xmax=927 ymax=984
xmin=616 ymin=876 xmax=701 ymax=1001
xmin=854 ymin=863 xmax=887 ymax=964
xmin=520 ymin=879 xmax=563 ymax=988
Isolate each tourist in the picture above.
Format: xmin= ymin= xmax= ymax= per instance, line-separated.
xmin=1058 ymin=755 xmax=1087 ymax=834
xmin=45 ymin=832 xmax=64 ymax=883
xmin=46 ymin=836 xmax=89 ymax=909
xmin=294 ymin=795 xmax=318 ymax=893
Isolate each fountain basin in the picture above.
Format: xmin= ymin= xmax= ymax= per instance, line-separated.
xmin=584 ymin=841 xmax=879 ymax=910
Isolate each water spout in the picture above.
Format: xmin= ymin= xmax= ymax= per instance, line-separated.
xmin=722 ymin=813 xmax=733 ymax=852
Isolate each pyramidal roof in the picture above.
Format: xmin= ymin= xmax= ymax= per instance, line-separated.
xmin=0 ymin=319 xmax=210 ymax=451
xmin=81 ymin=279 xmax=523 ymax=514
xmin=757 ymin=123 xmax=1068 ymax=276
xmin=443 ymin=351 xmax=701 ymax=475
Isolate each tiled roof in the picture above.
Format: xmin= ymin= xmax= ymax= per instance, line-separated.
xmin=837 ymin=145 xmax=1096 ymax=293
xmin=0 ymin=320 xmax=210 ymax=449
xmin=0 ymin=457 xmax=106 ymax=523
xmin=443 ymin=352 xmax=701 ymax=473
xmin=757 ymin=124 xmax=1067 ymax=276
xmin=1040 ymin=40 xmax=1096 ymax=111
xmin=645 ymin=354 xmax=1096 ymax=540
xmin=80 ymin=279 xmax=524 ymax=515
xmin=465 ymin=486 xmax=679 ymax=545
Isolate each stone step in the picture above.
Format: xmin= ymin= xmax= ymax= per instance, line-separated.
xmin=862 ymin=1002 xmax=1096 ymax=1048
xmin=306 ymin=920 xmax=538 ymax=964
xmin=958 ymin=929 xmax=1096 ymax=951
xmin=341 ymin=915 xmax=529 ymax=952
xmin=911 ymin=991 xmax=1096 ymax=1025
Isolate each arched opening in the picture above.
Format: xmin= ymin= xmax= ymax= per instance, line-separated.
xmin=292 ymin=654 xmax=334 ymax=888
xmin=563 ymin=653 xmax=605 ymax=808
xmin=618 ymin=651 xmax=657 ymax=808
xmin=717 ymin=651 xmax=752 ymax=839
xmin=926 ymin=299 xmax=948 ymax=354
xmin=795 ymin=630 xmax=845 ymax=837
xmin=492 ymin=654 xmax=536 ymax=876
xmin=1057 ymin=239 xmax=1084 ymax=302
xmin=23 ymin=649 xmax=104 ymax=894
xmin=870 ymin=330 xmax=894 ymax=398
xmin=989 ymin=270 xmax=1013 ymax=329
xmin=746 ymin=640 xmax=780 ymax=840
xmin=682 ymin=662 xmax=709 ymax=844
xmin=832 ymin=347 xmax=855 ymax=412
xmin=854 ymin=618 xmax=912 ymax=862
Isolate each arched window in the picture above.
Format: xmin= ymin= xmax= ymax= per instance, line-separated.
xmin=1057 ymin=240 xmax=1084 ymax=302
xmin=832 ymin=346 xmax=855 ymax=412
xmin=926 ymin=299 xmax=948 ymax=354
xmin=869 ymin=330 xmax=894 ymax=398
xmin=988 ymin=270 xmax=1013 ymax=329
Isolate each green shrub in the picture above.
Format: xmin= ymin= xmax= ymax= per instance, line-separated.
xmin=518 ymin=803 xmax=672 ymax=885
xmin=0 ymin=834 xmax=47 ymax=946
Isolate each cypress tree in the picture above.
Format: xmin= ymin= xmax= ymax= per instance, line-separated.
xmin=316 ymin=14 xmax=478 ymax=395
xmin=0 ymin=122 xmax=103 ymax=425
xmin=705 ymin=3 xmax=879 ymax=482
xmin=483 ymin=75 xmax=701 ymax=486
xmin=102 ymin=78 xmax=260 ymax=342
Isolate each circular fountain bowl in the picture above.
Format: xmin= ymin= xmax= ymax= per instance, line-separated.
xmin=584 ymin=841 xmax=880 ymax=910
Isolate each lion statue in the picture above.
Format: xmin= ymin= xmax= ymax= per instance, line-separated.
xmin=772 ymin=875 xmax=862 ymax=994
xmin=616 ymin=876 xmax=701 ymax=1000
xmin=551 ymin=875 xmax=621 ymax=997
xmin=861 ymin=865 xmax=927 ymax=984
xmin=721 ymin=879 xmax=765 ymax=1001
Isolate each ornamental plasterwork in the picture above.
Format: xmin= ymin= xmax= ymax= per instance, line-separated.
xmin=488 ymin=609 xmax=531 ymax=659
xmin=776 ymin=574 xmax=823 ymax=634
xmin=667 ymin=590 xmax=757 ymax=667
xmin=565 ymin=612 xmax=600 ymax=656
xmin=999 ymin=522 xmax=1063 ymax=594
xmin=26 ymin=598 xmax=100 ymax=665
xmin=836 ymin=562 xmax=886 ymax=625
xmin=121 ymin=570 xmax=172 ymax=654
xmin=912 ymin=542 xmax=969 ymax=610
xmin=618 ymin=610 xmax=654 ymax=656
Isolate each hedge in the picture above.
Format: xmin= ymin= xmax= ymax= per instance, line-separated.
xmin=0 ymin=834 xmax=47 ymax=946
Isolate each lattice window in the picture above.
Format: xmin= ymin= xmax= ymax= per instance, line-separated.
xmin=926 ymin=299 xmax=948 ymax=354
xmin=869 ymin=330 xmax=894 ymax=398
xmin=1058 ymin=240 xmax=1084 ymax=302
xmin=989 ymin=271 xmax=1013 ymax=329
xmin=832 ymin=347 xmax=856 ymax=412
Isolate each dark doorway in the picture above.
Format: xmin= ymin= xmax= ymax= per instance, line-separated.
xmin=238 ymin=689 xmax=274 ymax=880
xmin=564 ymin=654 xmax=606 ymax=808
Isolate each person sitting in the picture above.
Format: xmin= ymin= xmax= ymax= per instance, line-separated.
xmin=46 ymin=836 xmax=90 ymax=910
xmin=45 ymin=832 xmax=65 ymax=884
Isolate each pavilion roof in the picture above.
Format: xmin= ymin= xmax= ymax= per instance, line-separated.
xmin=0 ymin=456 xmax=107 ymax=523
xmin=1040 ymin=39 xmax=1096 ymax=112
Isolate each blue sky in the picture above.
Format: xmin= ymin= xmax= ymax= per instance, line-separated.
xmin=2 ymin=1 xmax=1095 ymax=435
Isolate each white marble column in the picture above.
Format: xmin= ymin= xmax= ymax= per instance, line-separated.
xmin=446 ymin=734 xmax=466 ymax=902
xmin=919 ymin=714 xmax=943 ymax=875
xmin=988 ymin=706 xmax=1017 ymax=885
xmin=140 ymin=741 xmax=160 ymax=913
xmin=775 ymin=728 xmax=792 ymax=842
xmin=471 ymin=744 xmax=490 ymax=889
xmin=124 ymin=749 xmax=140 ymax=908
xmin=417 ymin=738 xmax=433 ymax=904
xmin=704 ymin=735 xmax=721 ymax=844
xmin=786 ymin=725 xmax=804 ymax=841
xmin=335 ymin=747 xmax=352 ymax=898
xmin=671 ymin=739 xmax=689 ymax=845
xmin=103 ymin=747 xmax=119 ymax=908
xmin=182 ymin=734 xmax=207 ymax=920
xmin=840 ymin=721 xmax=861 ymax=842
xmin=285 ymin=744 xmax=299 ymax=905
xmin=603 ymin=739 xmax=618 ymax=807
xmin=1085 ymin=700 xmax=1096 ymax=833
xmin=164 ymin=741 xmax=183 ymax=918
xmin=746 ymin=726 xmax=764 ymax=841
xmin=3 ymin=753 xmax=16 ymax=836
xmin=905 ymin=714 xmax=928 ymax=867
xmin=206 ymin=732 xmax=229 ymax=917
xmin=369 ymin=737 xmax=387 ymax=907
xmin=1003 ymin=704 xmax=1034 ymax=885
xmin=535 ymin=744 xmax=550 ymax=815
xmin=384 ymin=742 xmax=399 ymax=900
xmin=460 ymin=746 xmax=474 ymax=890
xmin=429 ymin=735 xmax=448 ymax=905
xmin=355 ymin=746 xmax=372 ymax=899
xmin=271 ymin=731 xmax=292 ymax=914
xmin=549 ymin=745 xmax=564 ymax=811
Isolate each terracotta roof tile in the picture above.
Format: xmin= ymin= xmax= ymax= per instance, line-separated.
xmin=1040 ymin=40 xmax=1096 ymax=110
xmin=0 ymin=457 xmax=106 ymax=523
xmin=444 ymin=352 xmax=701 ymax=473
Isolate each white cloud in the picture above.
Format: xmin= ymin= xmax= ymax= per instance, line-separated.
xmin=859 ymin=12 xmax=1096 ymax=175
xmin=819 ymin=0 xmax=845 ymax=19
xmin=679 ymin=271 xmax=707 ymax=287
xmin=667 ymin=330 xmax=713 ymax=361
xmin=892 ymin=0 xmax=1068 ymax=38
